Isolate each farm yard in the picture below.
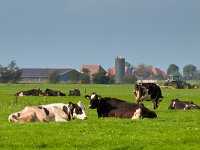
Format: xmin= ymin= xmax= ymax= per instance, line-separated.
xmin=0 ymin=84 xmax=200 ymax=149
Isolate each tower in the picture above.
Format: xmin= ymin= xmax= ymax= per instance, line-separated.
xmin=115 ymin=56 xmax=125 ymax=83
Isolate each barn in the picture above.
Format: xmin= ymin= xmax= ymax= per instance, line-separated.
xmin=80 ymin=64 xmax=106 ymax=80
xmin=20 ymin=68 xmax=83 ymax=83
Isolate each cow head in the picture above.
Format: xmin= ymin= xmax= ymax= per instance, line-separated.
xmin=8 ymin=113 xmax=21 ymax=122
xmin=68 ymin=101 xmax=87 ymax=120
xmin=36 ymin=88 xmax=43 ymax=96
xmin=133 ymin=84 xmax=148 ymax=102
xmin=85 ymin=92 xmax=102 ymax=109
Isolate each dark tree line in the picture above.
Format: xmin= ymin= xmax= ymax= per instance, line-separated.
xmin=167 ymin=64 xmax=200 ymax=80
xmin=81 ymin=69 xmax=114 ymax=84
xmin=0 ymin=61 xmax=22 ymax=83
xmin=134 ymin=63 xmax=200 ymax=80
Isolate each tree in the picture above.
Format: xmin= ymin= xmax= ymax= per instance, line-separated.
xmin=195 ymin=70 xmax=200 ymax=80
xmin=0 ymin=66 xmax=8 ymax=83
xmin=82 ymin=68 xmax=91 ymax=75
xmin=183 ymin=64 xmax=197 ymax=80
xmin=167 ymin=64 xmax=181 ymax=76
xmin=80 ymin=74 xmax=90 ymax=84
xmin=134 ymin=64 xmax=152 ymax=79
xmin=81 ymin=68 xmax=91 ymax=83
xmin=0 ymin=60 xmax=22 ymax=83
xmin=49 ymin=71 xmax=59 ymax=84
xmin=93 ymin=72 xmax=110 ymax=84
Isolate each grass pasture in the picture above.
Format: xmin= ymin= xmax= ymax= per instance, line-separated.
xmin=0 ymin=84 xmax=200 ymax=150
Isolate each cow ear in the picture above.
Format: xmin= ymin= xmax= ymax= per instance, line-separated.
xmin=97 ymin=95 xmax=102 ymax=100
xmin=43 ymin=108 xmax=49 ymax=116
xmin=68 ymin=102 xmax=74 ymax=109
xmin=62 ymin=105 xmax=68 ymax=114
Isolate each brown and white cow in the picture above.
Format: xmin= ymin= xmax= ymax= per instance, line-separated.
xmin=8 ymin=101 xmax=87 ymax=123
xmin=85 ymin=92 xmax=157 ymax=119
xmin=133 ymin=83 xmax=163 ymax=109
xmin=168 ymin=99 xmax=200 ymax=110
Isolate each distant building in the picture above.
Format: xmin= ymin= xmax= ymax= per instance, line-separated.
xmin=108 ymin=66 xmax=134 ymax=78
xmin=20 ymin=68 xmax=82 ymax=83
xmin=80 ymin=64 xmax=106 ymax=77
xmin=115 ymin=56 xmax=125 ymax=83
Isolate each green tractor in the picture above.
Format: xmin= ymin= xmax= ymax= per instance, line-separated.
xmin=164 ymin=75 xmax=191 ymax=89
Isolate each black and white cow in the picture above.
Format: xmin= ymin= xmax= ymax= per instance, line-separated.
xmin=133 ymin=83 xmax=163 ymax=109
xmin=85 ymin=92 xmax=157 ymax=119
xmin=8 ymin=101 xmax=87 ymax=123
xmin=42 ymin=88 xmax=66 ymax=96
xmin=15 ymin=88 xmax=42 ymax=96
xmin=168 ymin=99 xmax=200 ymax=110
xmin=68 ymin=89 xmax=81 ymax=96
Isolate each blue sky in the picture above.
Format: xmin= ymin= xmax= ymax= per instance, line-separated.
xmin=0 ymin=0 xmax=200 ymax=73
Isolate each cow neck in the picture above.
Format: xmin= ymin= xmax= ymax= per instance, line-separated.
xmin=97 ymin=98 xmax=101 ymax=106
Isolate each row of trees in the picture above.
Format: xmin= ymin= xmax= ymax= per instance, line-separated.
xmin=167 ymin=64 xmax=200 ymax=80
xmin=133 ymin=63 xmax=200 ymax=80
xmin=0 ymin=61 xmax=22 ymax=83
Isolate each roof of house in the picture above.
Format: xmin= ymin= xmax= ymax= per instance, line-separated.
xmin=80 ymin=64 xmax=106 ymax=75
xmin=21 ymin=68 xmax=74 ymax=78
xmin=151 ymin=68 xmax=167 ymax=78
xmin=108 ymin=66 xmax=132 ymax=76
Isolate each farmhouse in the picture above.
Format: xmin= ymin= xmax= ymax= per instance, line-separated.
xmin=80 ymin=64 xmax=106 ymax=77
xmin=20 ymin=68 xmax=83 ymax=83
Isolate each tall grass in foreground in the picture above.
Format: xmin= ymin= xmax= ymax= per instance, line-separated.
xmin=0 ymin=84 xmax=200 ymax=149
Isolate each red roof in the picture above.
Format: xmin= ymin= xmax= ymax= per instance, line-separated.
xmin=108 ymin=66 xmax=129 ymax=76
xmin=151 ymin=68 xmax=167 ymax=78
xmin=80 ymin=64 xmax=106 ymax=75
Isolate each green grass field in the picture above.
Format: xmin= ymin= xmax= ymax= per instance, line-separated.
xmin=0 ymin=84 xmax=200 ymax=150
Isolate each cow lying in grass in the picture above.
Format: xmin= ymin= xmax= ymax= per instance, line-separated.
xmin=15 ymin=88 xmax=42 ymax=96
xmin=42 ymin=88 xmax=66 ymax=96
xmin=85 ymin=92 xmax=157 ymax=120
xmin=8 ymin=101 xmax=87 ymax=123
xmin=168 ymin=99 xmax=200 ymax=110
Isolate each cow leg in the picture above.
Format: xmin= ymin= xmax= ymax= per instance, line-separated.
xmin=55 ymin=117 xmax=67 ymax=122
xmin=153 ymin=101 xmax=156 ymax=109
xmin=153 ymin=100 xmax=159 ymax=109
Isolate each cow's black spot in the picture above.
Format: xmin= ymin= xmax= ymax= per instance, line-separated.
xmin=43 ymin=108 xmax=49 ymax=116
xmin=12 ymin=115 xmax=18 ymax=120
xmin=17 ymin=113 xmax=21 ymax=117
xmin=62 ymin=105 xmax=68 ymax=114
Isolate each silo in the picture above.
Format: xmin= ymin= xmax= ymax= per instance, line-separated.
xmin=115 ymin=56 xmax=125 ymax=83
